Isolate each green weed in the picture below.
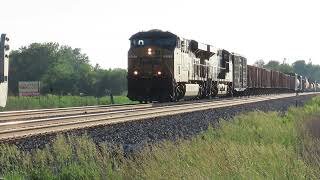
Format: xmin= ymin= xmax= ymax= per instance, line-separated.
xmin=0 ymin=95 xmax=134 ymax=111
xmin=0 ymin=96 xmax=320 ymax=179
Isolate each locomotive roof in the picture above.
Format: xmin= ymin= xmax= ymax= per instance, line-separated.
xmin=130 ymin=29 xmax=177 ymax=40
xmin=231 ymin=52 xmax=246 ymax=58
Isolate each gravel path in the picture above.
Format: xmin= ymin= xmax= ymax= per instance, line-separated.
xmin=6 ymin=94 xmax=317 ymax=152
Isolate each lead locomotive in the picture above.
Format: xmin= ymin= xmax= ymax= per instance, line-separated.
xmin=127 ymin=30 xmax=315 ymax=102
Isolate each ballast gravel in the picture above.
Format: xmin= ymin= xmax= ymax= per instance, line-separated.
xmin=6 ymin=94 xmax=317 ymax=152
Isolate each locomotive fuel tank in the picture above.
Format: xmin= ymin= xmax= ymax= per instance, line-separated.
xmin=184 ymin=84 xmax=200 ymax=98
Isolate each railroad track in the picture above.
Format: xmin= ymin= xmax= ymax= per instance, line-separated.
xmin=0 ymin=103 xmax=149 ymax=122
xmin=0 ymin=95 xmax=269 ymax=121
xmin=0 ymin=93 xmax=317 ymax=141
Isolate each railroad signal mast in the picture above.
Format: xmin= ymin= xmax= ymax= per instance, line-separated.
xmin=0 ymin=34 xmax=10 ymax=107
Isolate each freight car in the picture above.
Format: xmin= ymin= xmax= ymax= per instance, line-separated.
xmin=0 ymin=34 xmax=10 ymax=107
xmin=246 ymin=65 xmax=298 ymax=95
xmin=127 ymin=30 xmax=304 ymax=102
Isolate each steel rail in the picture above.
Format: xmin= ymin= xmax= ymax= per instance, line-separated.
xmin=0 ymin=92 xmax=315 ymax=141
xmin=0 ymin=96 xmax=264 ymax=127
xmin=0 ymin=93 xmax=288 ymax=123
xmin=0 ymin=103 xmax=150 ymax=121
xmin=0 ymin=95 xmax=274 ymax=121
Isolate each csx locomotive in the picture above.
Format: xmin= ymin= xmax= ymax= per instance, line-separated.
xmin=0 ymin=33 xmax=10 ymax=107
xmin=127 ymin=30 xmax=318 ymax=102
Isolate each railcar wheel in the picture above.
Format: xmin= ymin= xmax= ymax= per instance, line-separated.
xmin=170 ymin=92 xmax=178 ymax=102
xmin=211 ymin=84 xmax=218 ymax=97
xmin=227 ymin=83 xmax=233 ymax=97
xmin=176 ymin=84 xmax=185 ymax=100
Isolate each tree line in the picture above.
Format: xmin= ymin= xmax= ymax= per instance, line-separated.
xmin=9 ymin=43 xmax=127 ymax=96
xmin=9 ymin=42 xmax=319 ymax=96
xmin=254 ymin=59 xmax=320 ymax=82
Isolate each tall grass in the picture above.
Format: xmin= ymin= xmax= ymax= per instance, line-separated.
xmin=0 ymin=96 xmax=320 ymax=179
xmin=0 ymin=95 xmax=134 ymax=111
xmin=131 ymin=112 xmax=315 ymax=179
xmin=0 ymin=135 xmax=124 ymax=179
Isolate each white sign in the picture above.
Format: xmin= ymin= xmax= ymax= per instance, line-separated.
xmin=19 ymin=81 xmax=41 ymax=96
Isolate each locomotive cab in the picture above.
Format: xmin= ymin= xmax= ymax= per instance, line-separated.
xmin=127 ymin=30 xmax=177 ymax=102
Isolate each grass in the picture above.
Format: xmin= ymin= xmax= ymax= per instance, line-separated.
xmin=0 ymin=96 xmax=320 ymax=179
xmin=0 ymin=95 xmax=134 ymax=111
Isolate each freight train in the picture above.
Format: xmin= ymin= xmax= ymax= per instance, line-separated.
xmin=127 ymin=30 xmax=318 ymax=102
xmin=0 ymin=34 xmax=10 ymax=107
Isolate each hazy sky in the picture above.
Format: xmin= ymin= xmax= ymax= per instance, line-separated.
xmin=2 ymin=0 xmax=319 ymax=68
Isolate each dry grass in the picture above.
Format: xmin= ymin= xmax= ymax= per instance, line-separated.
xmin=297 ymin=115 xmax=320 ymax=178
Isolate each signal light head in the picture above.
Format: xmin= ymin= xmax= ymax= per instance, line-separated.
xmin=4 ymin=45 xmax=9 ymax=51
xmin=147 ymin=48 xmax=152 ymax=55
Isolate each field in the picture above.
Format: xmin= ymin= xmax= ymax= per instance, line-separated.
xmin=0 ymin=96 xmax=319 ymax=179
xmin=0 ymin=95 xmax=134 ymax=111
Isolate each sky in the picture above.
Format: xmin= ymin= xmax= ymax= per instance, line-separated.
xmin=2 ymin=0 xmax=320 ymax=69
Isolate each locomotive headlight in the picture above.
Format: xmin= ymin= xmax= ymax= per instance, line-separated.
xmin=147 ymin=48 xmax=152 ymax=55
xmin=133 ymin=70 xmax=138 ymax=75
xmin=157 ymin=71 xmax=162 ymax=75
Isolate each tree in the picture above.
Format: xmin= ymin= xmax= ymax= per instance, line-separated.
xmin=262 ymin=59 xmax=320 ymax=82
xmin=9 ymin=43 xmax=60 ymax=95
xmin=278 ymin=63 xmax=294 ymax=74
xmin=292 ymin=60 xmax=307 ymax=77
xmin=254 ymin=59 xmax=265 ymax=68
xmin=93 ymin=68 xmax=127 ymax=96
xmin=264 ymin=60 xmax=280 ymax=71
xmin=9 ymin=43 xmax=128 ymax=96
